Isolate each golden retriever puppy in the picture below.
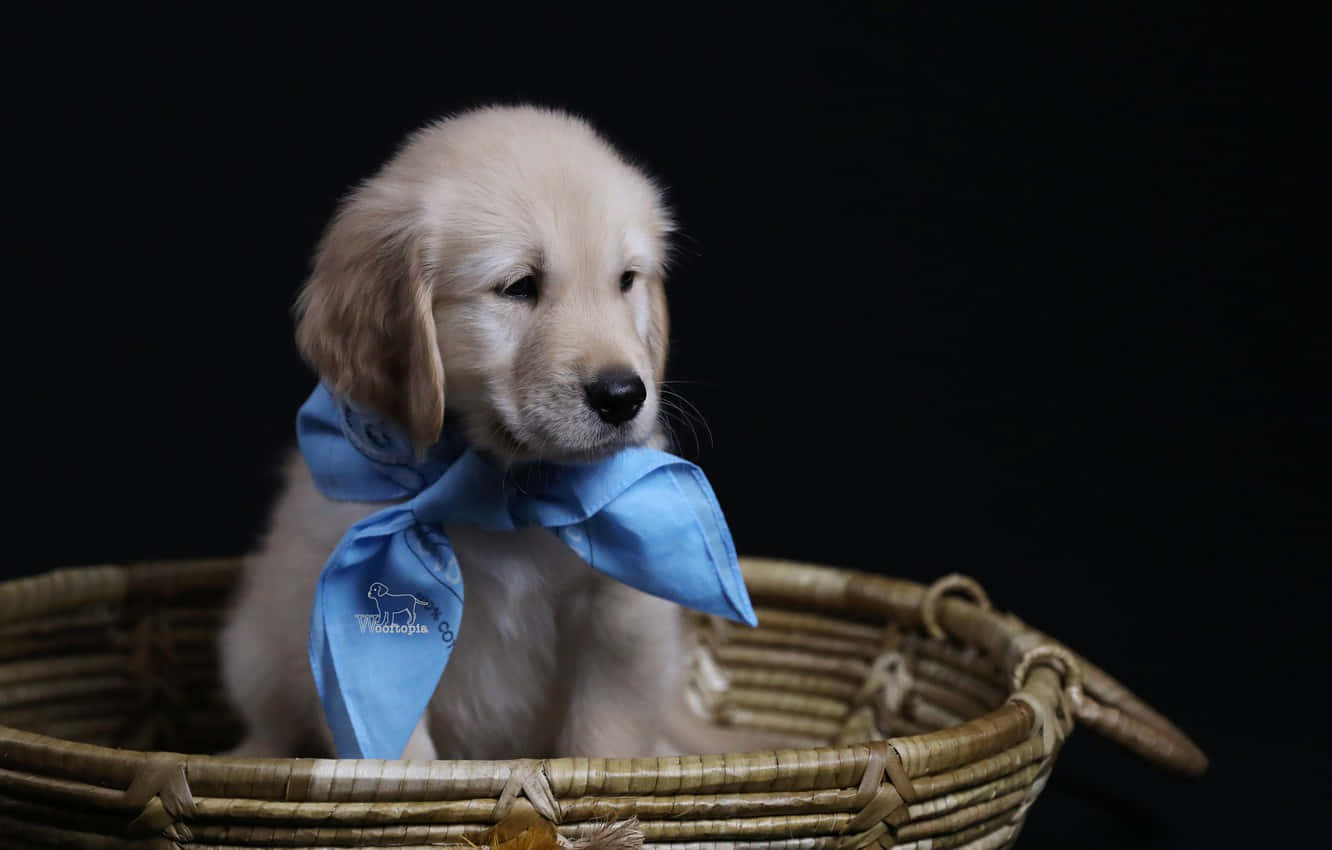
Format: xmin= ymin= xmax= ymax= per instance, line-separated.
xmin=220 ymin=105 xmax=730 ymax=760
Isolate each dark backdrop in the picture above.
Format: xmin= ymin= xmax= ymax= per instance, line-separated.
xmin=4 ymin=6 xmax=1326 ymax=847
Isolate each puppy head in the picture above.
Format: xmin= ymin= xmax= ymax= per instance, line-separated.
xmin=368 ymin=582 xmax=388 ymax=599
xmin=296 ymin=105 xmax=672 ymax=461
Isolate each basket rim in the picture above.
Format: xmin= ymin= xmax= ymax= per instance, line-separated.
xmin=0 ymin=555 xmax=1207 ymax=801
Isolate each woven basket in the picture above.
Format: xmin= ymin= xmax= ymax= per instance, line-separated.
xmin=0 ymin=557 xmax=1205 ymax=849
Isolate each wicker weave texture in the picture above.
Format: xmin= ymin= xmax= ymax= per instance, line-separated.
xmin=0 ymin=557 xmax=1205 ymax=849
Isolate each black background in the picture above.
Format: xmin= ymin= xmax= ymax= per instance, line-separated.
xmin=4 ymin=6 xmax=1327 ymax=847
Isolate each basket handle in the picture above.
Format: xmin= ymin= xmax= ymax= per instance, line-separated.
xmin=1011 ymin=639 xmax=1209 ymax=776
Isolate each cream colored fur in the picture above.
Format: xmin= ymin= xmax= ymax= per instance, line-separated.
xmin=219 ymin=106 xmax=775 ymax=760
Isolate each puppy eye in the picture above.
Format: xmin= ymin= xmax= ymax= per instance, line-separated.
xmin=499 ymin=274 xmax=539 ymax=302
xmin=619 ymin=270 xmax=636 ymax=293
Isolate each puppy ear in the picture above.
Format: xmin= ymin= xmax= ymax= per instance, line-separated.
xmin=295 ymin=183 xmax=445 ymax=449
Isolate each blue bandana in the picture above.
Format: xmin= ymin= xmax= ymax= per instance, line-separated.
xmin=298 ymin=384 xmax=757 ymax=759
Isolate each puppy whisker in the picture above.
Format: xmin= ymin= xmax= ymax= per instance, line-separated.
xmin=659 ymin=389 xmax=714 ymax=455
xmin=659 ymin=380 xmax=706 ymax=397
xmin=656 ymin=399 xmax=698 ymax=458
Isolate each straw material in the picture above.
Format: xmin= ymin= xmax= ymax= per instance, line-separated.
xmin=0 ymin=557 xmax=1205 ymax=849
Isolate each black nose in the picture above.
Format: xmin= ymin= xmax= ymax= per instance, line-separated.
xmin=584 ymin=369 xmax=646 ymax=425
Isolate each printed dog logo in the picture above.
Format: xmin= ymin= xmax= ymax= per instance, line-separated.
xmin=368 ymin=581 xmax=426 ymax=625
xmin=355 ymin=582 xmax=432 ymax=635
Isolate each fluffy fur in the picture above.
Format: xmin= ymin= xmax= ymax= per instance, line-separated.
xmin=220 ymin=106 xmax=765 ymax=760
